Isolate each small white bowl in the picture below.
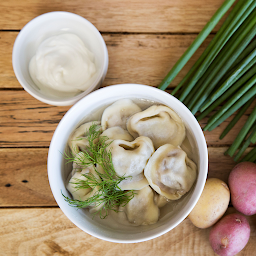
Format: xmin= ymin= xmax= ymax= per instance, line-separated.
xmin=48 ymin=84 xmax=208 ymax=243
xmin=12 ymin=12 xmax=108 ymax=106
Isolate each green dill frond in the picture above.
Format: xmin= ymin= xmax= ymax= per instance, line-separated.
xmin=62 ymin=123 xmax=135 ymax=219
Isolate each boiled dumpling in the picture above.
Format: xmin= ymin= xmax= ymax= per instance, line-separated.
xmin=69 ymin=151 xmax=88 ymax=176
xmin=127 ymin=105 xmax=185 ymax=148
xmin=119 ymin=186 xmax=160 ymax=226
xmin=67 ymin=167 xmax=93 ymax=200
xmin=84 ymin=186 xmax=105 ymax=214
xmin=107 ymin=136 xmax=154 ymax=190
xmin=144 ymin=144 xmax=197 ymax=200
xmin=68 ymin=121 xmax=101 ymax=155
xmin=117 ymin=173 xmax=148 ymax=190
xmin=101 ymin=126 xmax=133 ymax=141
xmin=109 ymin=136 xmax=154 ymax=177
xmin=154 ymin=193 xmax=170 ymax=208
xmin=95 ymin=165 xmax=148 ymax=191
xmin=101 ymin=99 xmax=141 ymax=130
xmin=66 ymin=165 xmax=104 ymax=213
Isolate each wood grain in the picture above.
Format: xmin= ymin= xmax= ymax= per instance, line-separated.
xmin=0 ymin=147 xmax=244 ymax=207
xmin=0 ymin=0 xmax=230 ymax=32
xmin=0 ymin=207 xmax=255 ymax=256
xmin=0 ymin=32 xmax=213 ymax=89
xmin=0 ymin=91 xmax=69 ymax=147
xmin=0 ymin=91 xmax=255 ymax=148
xmin=0 ymin=148 xmax=56 ymax=206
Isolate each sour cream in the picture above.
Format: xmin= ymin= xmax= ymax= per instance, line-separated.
xmin=29 ymin=33 xmax=96 ymax=93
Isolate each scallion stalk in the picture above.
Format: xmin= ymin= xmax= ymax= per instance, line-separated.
xmin=219 ymin=97 xmax=255 ymax=139
xmin=178 ymin=0 xmax=256 ymax=102
xmin=249 ymin=148 xmax=256 ymax=162
xmin=158 ymin=0 xmax=236 ymax=91
xmin=201 ymin=50 xmax=256 ymax=111
xmin=190 ymin=16 xmax=256 ymax=114
xmin=225 ymin=106 xmax=256 ymax=156
xmin=240 ymin=146 xmax=256 ymax=162
xmin=204 ymin=78 xmax=256 ymax=131
xmin=229 ymin=38 xmax=256 ymax=71
xmin=197 ymin=65 xmax=256 ymax=121
xmin=251 ymin=129 xmax=256 ymax=144
xmin=171 ymin=0 xmax=247 ymax=96
xmin=233 ymin=125 xmax=256 ymax=161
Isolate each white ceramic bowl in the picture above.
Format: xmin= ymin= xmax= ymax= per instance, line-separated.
xmin=12 ymin=12 xmax=108 ymax=106
xmin=48 ymin=84 xmax=208 ymax=243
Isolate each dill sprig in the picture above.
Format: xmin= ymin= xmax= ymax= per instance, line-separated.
xmin=63 ymin=123 xmax=136 ymax=219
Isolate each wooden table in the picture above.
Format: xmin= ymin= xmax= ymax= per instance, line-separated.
xmin=1 ymin=0 xmax=255 ymax=255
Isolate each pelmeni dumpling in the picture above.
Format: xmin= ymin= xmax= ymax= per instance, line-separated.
xmin=101 ymin=126 xmax=133 ymax=141
xmin=154 ymin=194 xmax=170 ymax=208
xmin=109 ymin=136 xmax=154 ymax=177
xmin=107 ymin=136 xmax=154 ymax=190
xmin=118 ymin=173 xmax=149 ymax=190
xmin=119 ymin=186 xmax=160 ymax=226
xmin=127 ymin=105 xmax=186 ymax=148
xmin=144 ymin=144 xmax=197 ymax=200
xmin=67 ymin=165 xmax=104 ymax=213
xmin=101 ymin=99 xmax=141 ymax=130
xmin=67 ymin=167 xmax=93 ymax=200
xmin=68 ymin=121 xmax=101 ymax=155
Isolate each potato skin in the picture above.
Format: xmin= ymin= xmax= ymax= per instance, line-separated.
xmin=188 ymin=178 xmax=230 ymax=228
xmin=209 ymin=213 xmax=250 ymax=256
xmin=228 ymin=162 xmax=256 ymax=216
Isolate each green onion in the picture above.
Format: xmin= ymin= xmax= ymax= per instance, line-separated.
xmin=200 ymin=51 xmax=256 ymax=112
xmin=219 ymin=97 xmax=255 ymax=139
xmin=183 ymin=4 xmax=256 ymax=107
xmin=170 ymin=0 xmax=246 ymax=96
xmin=229 ymin=37 xmax=256 ymax=70
xmin=197 ymin=65 xmax=256 ymax=121
xmin=158 ymin=0 xmax=236 ymax=91
xmin=190 ymin=15 xmax=256 ymax=114
xmin=226 ymin=106 xmax=256 ymax=157
xmin=204 ymin=78 xmax=256 ymax=131
xmin=248 ymin=147 xmax=256 ymax=162
xmin=233 ymin=125 xmax=256 ymax=161
xmin=177 ymin=0 xmax=255 ymax=102
xmin=240 ymin=147 xmax=256 ymax=162
xmin=251 ymin=129 xmax=256 ymax=144
xmin=249 ymin=149 xmax=256 ymax=162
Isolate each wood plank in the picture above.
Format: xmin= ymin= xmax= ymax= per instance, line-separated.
xmin=0 ymin=91 xmax=69 ymax=147
xmin=0 ymin=32 xmax=213 ymax=89
xmin=0 ymin=0 xmax=230 ymax=32
xmin=0 ymin=207 xmax=255 ymax=256
xmin=1 ymin=91 xmax=255 ymax=148
xmin=0 ymin=147 xmax=245 ymax=207
xmin=0 ymin=148 xmax=56 ymax=207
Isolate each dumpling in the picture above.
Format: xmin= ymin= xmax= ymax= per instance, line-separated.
xmin=66 ymin=165 xmax=104 ymax=213
xmin=69 ymin=151 xmax=87 ymax=176
xmin=154 ymin=193 xmax=170 ymax=208
xmin=101 ymin=126 xmax=133 ymax=141
xmin=109 ymin=136 xmax=154 ymax=177
xmin=67 ymin=167 xmax=93 ymax=200
xmin=144 ymin=144 xmax=197 ymax=200
xmin=118 ymin=186 xmax=160 ymax=226
xmin=68 ymin=121 xmax=101 ymax=155
xmin=107 ymin=136 xmax=154 ymax=190
xmin=101 ymin=99 xmax=141 ymax=130
xmin=117 ymin=173 xmax=148 ymax=190
xmin=127 ymin=105 xmax=186 ymax=148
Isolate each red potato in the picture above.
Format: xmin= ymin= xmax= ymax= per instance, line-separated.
xmin=228 ymin=162 xmax=256 ymax=215
xmin=209 ymin=213 xmax=250 ymax=256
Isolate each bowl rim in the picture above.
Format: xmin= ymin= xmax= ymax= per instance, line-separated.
xmin=48 ymin=84 xmax=208 ymax=243
xmin=12 ymin=11 xmax=109 ymax=106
